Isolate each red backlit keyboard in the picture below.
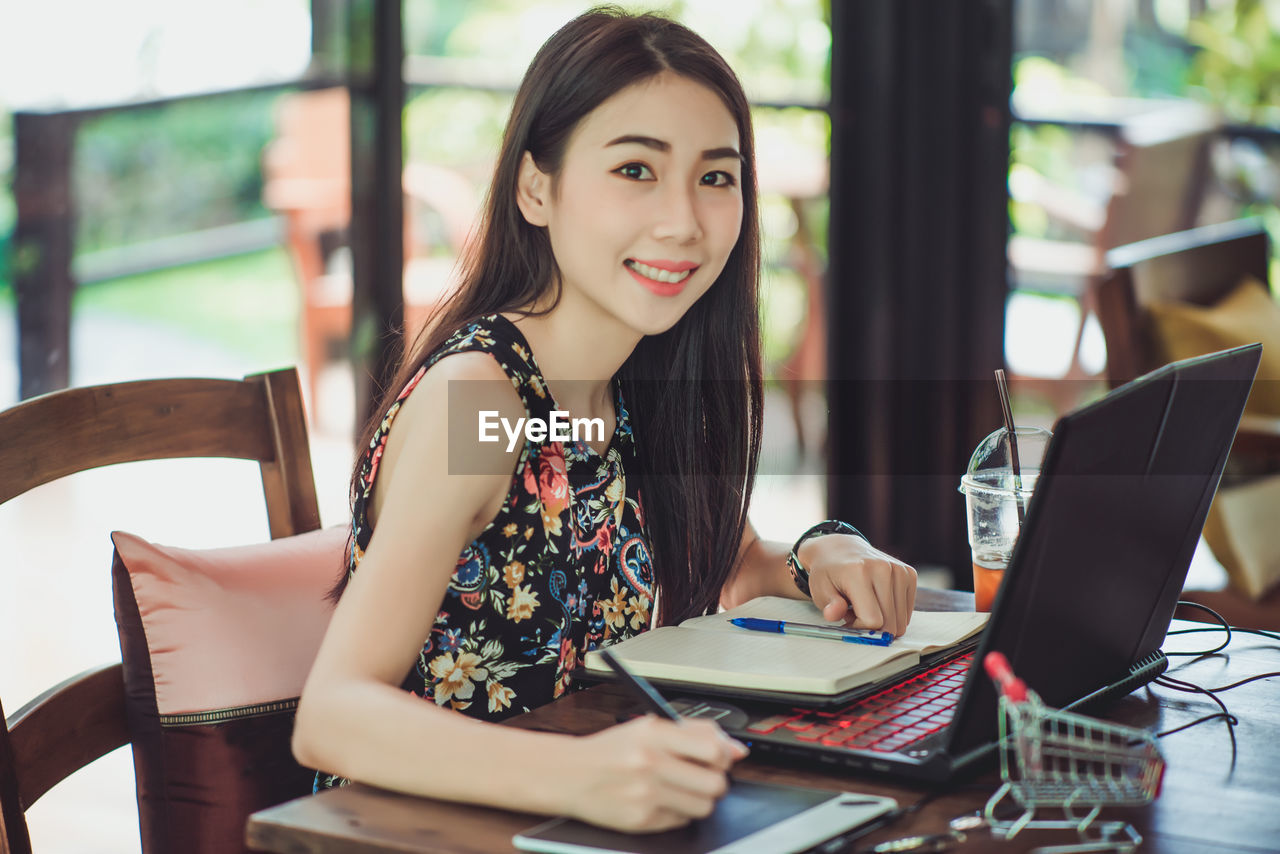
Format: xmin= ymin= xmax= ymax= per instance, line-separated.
xmin=745 ymin=652 xmax=974 ymax=754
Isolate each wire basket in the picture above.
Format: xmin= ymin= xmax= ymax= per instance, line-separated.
xmin=981 ymin=652 xmax=1165 ymax=854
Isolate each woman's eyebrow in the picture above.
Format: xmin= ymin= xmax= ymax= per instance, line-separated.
xmin=605 ymin=134 xmax=744 ymax=164
xmin=701 ymin=146 xmax=744 ymax=164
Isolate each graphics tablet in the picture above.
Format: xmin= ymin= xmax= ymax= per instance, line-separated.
xmin=512 ymin=779 xmax=896 ymax=854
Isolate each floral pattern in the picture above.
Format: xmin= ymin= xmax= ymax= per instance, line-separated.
xmin=316 ymin=314 xmax=653 ymax=791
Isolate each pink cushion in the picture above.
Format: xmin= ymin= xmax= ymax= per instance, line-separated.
xmin=111 ymin=527 xmax=344 ymax=716
xmin=110 ymin=526 xmax=345 ymax=854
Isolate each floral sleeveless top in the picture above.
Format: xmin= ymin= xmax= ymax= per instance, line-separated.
xmin=316 ymin=314 xmax=655 ymax=790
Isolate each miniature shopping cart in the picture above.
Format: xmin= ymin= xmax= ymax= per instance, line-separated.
xmin=981 ymin=652 xmax=1165 ymax=854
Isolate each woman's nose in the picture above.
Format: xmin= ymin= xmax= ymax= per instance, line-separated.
xmin=652 ymin=184 xmax=704 ymax=243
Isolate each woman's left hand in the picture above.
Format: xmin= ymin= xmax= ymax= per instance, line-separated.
xmin=798 ymin=535 xmax=917 ymax=637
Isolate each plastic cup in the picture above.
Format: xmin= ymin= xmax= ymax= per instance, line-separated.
xmin=958 ymin=426 xmax=1050 ymax=612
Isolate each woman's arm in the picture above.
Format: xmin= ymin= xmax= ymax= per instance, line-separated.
xmin=719 ymin=524 xmax=800 ymax=606
xmin=720 ymin=521 xmax=918 ymax=637
xmin=293 ymin=353 xmax=744 ymax=831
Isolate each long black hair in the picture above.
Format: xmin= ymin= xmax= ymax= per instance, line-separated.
xmin=343 ymin=6 xmax=763 ymax=626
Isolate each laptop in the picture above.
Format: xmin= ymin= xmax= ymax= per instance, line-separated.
xmin=660 ymin=344 xmax=1262 ymax=783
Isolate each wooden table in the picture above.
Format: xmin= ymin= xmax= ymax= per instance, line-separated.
xmin=247 ymin=590 xmax=1280 ymax=853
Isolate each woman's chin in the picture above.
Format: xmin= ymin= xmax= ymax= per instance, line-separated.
xmin=629 ymin=309 xmax=688 ymax=338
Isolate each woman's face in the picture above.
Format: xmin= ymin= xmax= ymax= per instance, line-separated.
xmin=517 ymin=71 xmax=744 ymax=338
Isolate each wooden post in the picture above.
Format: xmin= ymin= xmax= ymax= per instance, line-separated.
xmin=347 ymin=0 xmax=405 ymax=430
xmin=826 ymin=0 xmax=1012 ymax=584
xmin=12 ymin=111 xmax=76 ymax=399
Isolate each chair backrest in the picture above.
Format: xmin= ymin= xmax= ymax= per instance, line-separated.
xmin=1096 ymin=218 xmax=1271 ymax=388
xmin=1098 ymin=105 xmax=1217 ymax=253
xmin=0 ymin=368 xmax=320 ymax=854
xmin=260 ymin=88 xmax=352 ymax=298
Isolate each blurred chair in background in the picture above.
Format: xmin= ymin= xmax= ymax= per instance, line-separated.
xmin=0 ymin=368 xmax=337 ymax=853
xmin=262 ymin=88 xmax=478 ymax=417
xmin=1098 ymin=219 xmax=1280 ymax=630
xmin=1007 ymin=102 xmax=1219 ymax=413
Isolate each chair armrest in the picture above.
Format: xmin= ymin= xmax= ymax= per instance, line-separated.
xmin=7 ymin=662 xmax=129 ymax=807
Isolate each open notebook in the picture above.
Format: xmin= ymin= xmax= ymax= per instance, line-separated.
xmin=583 ymin=596 xmax=987 ymax=698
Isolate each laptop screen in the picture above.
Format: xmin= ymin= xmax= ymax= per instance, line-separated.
xmin=947 ymin=345 xmax=1260 ymax=758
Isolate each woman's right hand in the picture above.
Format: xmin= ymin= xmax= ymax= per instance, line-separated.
xmin=560 ymin=715 xmax=749 ymax=832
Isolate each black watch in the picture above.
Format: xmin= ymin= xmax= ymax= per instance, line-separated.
xmin=786 ymin=520 xmax=868 ymax=597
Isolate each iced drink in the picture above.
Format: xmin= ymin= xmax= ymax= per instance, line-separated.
xmin=959 ymin=426 xmax=1050 ymax=613
xmin=971 ymin=554 xmax=1007 ymax=613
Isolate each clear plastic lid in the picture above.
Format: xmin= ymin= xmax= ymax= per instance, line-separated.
xmin=959 ymin=426 xmax=1052 ymax=498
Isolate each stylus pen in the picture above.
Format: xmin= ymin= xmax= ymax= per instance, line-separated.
xmin=730 ymin=617 xmax=894 ymax=646
xmin=595 ymin=648 xmax=683 ymax=721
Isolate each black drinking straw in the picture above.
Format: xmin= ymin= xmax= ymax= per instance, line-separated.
xmin=993 ymin=369 xmax=1026 ymax=526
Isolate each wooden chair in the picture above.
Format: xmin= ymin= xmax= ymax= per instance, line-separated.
xmin=1097 ymin=218 xmax=1280 ymax=629
xmin=1007 ymin=102 xmax=1218 ymax=413
xmin=0 ymin=368 xmax=321 ymax=853
xmin=261 ymin=87 xmax=476 ymax=414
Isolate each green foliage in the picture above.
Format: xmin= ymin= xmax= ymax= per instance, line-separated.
xmin=1124 ymin=30 xmax=1194 ymax=97
xmin=1007 ymin=120 xmax=1084 ymax=240
xmin=74 ymin=90 xmax=280 ymax=255
xmin=404 ymin=0 xmax=829 ymax=103
xmin=3 ymin=1 xmax=834 ymax=370
xmin=1009 ymin=120 xmax=1078 ymax=187
xmin=1187 ymin=0 xmax=1280 ymax=123
xmin=404 ymin=87 xmax=512 ymax=184
xmin=73 ymin=248 xmax=299 ymax=366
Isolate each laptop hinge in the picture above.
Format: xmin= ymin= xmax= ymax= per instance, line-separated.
xmin=1064 ymin=650 xmax=1168 ymax=713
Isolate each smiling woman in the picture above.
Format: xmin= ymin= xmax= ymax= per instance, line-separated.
xmin=291 ymin=5 xmax=916 ymax=837
xmin=514 ymin=70 xmax=744 ymax=337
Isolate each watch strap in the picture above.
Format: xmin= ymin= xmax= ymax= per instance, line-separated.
xmin=786 ymin=520 xmax=867 ymax=597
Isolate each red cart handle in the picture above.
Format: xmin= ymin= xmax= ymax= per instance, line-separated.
xmin=983 ymin=651 xmax=1027 ymax=702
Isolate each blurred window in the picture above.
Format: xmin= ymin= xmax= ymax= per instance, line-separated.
xmin=1007 ymin=0 xmax=1280 ymax=409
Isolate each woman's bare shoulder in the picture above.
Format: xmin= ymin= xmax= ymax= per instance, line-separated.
xmin=373 ymin=349 xmax=527 ymax=522
xmin=396 ymin=349 xmax=525 ymax=438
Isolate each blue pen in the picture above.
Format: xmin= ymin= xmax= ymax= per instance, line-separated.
xmin=730 ymin=617 xmax=894 ymax=646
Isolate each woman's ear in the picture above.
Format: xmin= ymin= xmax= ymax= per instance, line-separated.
xmin=515 ymin=151 xmax=551 ymax=227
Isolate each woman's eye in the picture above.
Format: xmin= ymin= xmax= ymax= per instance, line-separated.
xmin=615 ymin=163 xmax=654 ymax=181
xmin=701 ymin=171 xmax=737 ymax=187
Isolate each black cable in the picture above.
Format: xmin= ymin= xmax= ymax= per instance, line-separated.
xmin=1169 ymin=625 xmax=1280 ymax=644
xmin=1167 ymin=599 xmax=1280 ymax=644
xmin=1144 ymin=603 xmax=1280 ymax=757
xmin=1165 ymin=601 xmax=1231 ymax=656
xmin=1149 ymin=674 xmax=1238 ymax=760
xmin=1155 ymin=712 xmax=1238 ymax=738
xmin=1204 ymin=671 xmax=1280 ymax=692
xmin=815 ymin=604 xmax=1271 ymax=854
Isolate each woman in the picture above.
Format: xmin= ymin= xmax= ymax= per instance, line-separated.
xmin=293 ymin=6 xmax=916 ymax=832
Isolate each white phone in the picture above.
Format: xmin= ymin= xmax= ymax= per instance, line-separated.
xmin=513 ymin=780 xmax=897 ymax=854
